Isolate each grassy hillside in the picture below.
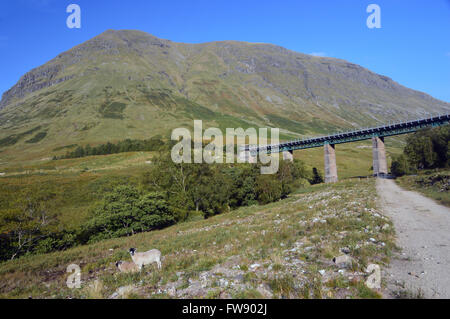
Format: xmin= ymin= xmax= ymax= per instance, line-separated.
xmin=0 ymin=140 xmax=403 ymax=232
xmin=0 ymin=178 xmax=395 ymax=299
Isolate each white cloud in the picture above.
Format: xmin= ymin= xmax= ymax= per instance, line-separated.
xmin=310 ymin=52 xmax=327 ymax=57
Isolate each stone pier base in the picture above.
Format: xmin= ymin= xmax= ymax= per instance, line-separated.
xmin=324 ymin=143 xmax=338 ymax=183
xmin=282 ymin=150 xmax=294 ymax=162
xmin=372 ymin=136 xmax=388 ymax=176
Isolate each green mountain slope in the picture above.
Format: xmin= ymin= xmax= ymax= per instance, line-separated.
xmin=0 ymin=29 xmax=449 ymax=161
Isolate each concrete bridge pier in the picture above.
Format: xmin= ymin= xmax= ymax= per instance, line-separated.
xmin=372 ymin=136 xmax=388 ymax=177
xmin=282 ymin=150 xmax=294 ymax=162
xmin=324 ymin=143 xmax=338 ymax=183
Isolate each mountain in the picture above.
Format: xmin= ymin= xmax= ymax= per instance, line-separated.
xmin=0 ymin=29 xmax=449 ymax=159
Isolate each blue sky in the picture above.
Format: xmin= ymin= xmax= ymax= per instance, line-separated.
xmin=0 ymin=0 xmax=449 ymax=102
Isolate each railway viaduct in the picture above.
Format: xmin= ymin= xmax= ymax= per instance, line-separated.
xmin=242 ymin=114 xmax=450 ymax=183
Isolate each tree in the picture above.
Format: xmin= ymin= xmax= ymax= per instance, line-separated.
xmin=404 ymin=135 xmax=436 ymax=169
xmin=0 ymin=192 xmax=57 ymax=260
xmin=84 ymin=185 xmax=175 ymax=242
xmin=390 ymin=154 xmax=410 ymax=177
xmin=255 ymin=175 xmax=282 ymax=204
xmin=310 ymin=167 xmax=324 ymax=185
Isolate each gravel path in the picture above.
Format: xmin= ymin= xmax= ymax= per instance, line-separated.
xmin=376 ymin=178 xmax=450 ymax=298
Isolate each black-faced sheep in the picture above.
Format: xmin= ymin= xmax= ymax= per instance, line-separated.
xmin=129 ymin=248 xmax=162 ymax=270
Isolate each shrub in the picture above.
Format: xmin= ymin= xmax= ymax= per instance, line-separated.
xmin=391 ymin=154 xmax=411 ymax=177
xmin=309 ymin=167 xmax=324 ymax=184
xmin=255 ymin=175 xmax=282 ymax=204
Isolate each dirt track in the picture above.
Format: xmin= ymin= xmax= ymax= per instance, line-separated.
xmin=376 ymin=178 xmax=450 ymax=298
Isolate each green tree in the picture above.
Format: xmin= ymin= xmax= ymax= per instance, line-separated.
xmin=255 ymin=175 xmax=282 ymax=204
xmin=0 ymin=192 xmax=57 ymax=260
xmin=84 ymin=185 xmax=174 ymax=242
xmin=404 ymin=134 xmax=436 ymax=169
xmin=390 ymin=154 xmax=410 ymax=177
xmin=309 ymin=167 xmax=324 ymax=185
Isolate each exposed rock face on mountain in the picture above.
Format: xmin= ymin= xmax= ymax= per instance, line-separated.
xmin=0 ymin=30 xmax=448 ymax=154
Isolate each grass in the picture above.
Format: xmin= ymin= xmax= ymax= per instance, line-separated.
xmin=0 ymin=178 xmax=395 ymax=299
xmin=0 ymin=164 xmax=150 ymax=228
xmin=396 ymin=169 xmax=450 ymax=207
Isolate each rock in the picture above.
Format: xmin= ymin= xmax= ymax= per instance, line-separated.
xmin=219 ymin=278 xmax=229 ymax=287
xmin=110 ymin=285 xmax=136 ymax=299
xmin=167 ymin=286 xmax=177 ymax=297
xmin=257 ymin=283 xmax=273 ymax=298
xmin=249 ymin=263 xmax=261 ymax=270
xmin=180 ymin=281 xmax=207 ymax=297
xmin=332 ymin=255 xmax=354 ymax=269
xmin=408 ymin=272 xmax=420 ymax=278
xmin=340 ymin=247 xmax=351 ymax=254
xmin=369 ymin=238 xmax=377 ymax=243
xmin=319 ymin=269 xmax=326 ymax=276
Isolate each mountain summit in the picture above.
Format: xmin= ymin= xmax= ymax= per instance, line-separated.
xmin=0 ymin=30 xmax=449 ymax=156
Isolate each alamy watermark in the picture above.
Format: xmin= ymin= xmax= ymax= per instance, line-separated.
xmin=366 ymin=4 xmax=381 ymax=29
xmin=171 ymin=120 xmax=280 ymax=174
xmin=365 ymin=263 xmax=381 ymax=289
xmin=66 ymin=4 xmax=81 ymax=29
xmin=66 ymin=263 xmax=81 ymax=289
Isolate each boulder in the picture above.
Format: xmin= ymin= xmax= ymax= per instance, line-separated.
xmin=332 ymin=255 xmax=354 ymax=269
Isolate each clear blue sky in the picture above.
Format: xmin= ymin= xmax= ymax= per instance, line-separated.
xmin=0 ymin=0 xmax=449 ymax=102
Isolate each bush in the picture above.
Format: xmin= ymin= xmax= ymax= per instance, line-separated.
xmin=255 ymin=175 xmax=283 ymax=204
xmin=309 ymin=167 xmax=324 ymax=184
xmin=390 ymin=154 xmax=411 ymax=177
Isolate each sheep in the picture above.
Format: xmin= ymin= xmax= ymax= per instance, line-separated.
xmin=115 ymin=260 xmax=139 ymax=273
xmin=129 ymin=248 xmax=162 ymax=270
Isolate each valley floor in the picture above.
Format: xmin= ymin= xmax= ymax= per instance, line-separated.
xmin=378 ymin=179 xmax=450 ymax=298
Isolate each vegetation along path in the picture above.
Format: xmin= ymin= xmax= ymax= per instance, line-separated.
xmin=377 ymin=178 xmax=450 ymax=298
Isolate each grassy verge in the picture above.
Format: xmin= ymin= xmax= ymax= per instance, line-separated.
xmin=0 ymin=178 xmax=395 ymax=299
xmin=396 ymin=170 xmax=450 ymax=207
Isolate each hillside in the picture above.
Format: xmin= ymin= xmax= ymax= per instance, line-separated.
xmin=0 ymin=179 xmax=395 ymax=299
xmin=0 ymin=29 xmax=449 ymax=163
